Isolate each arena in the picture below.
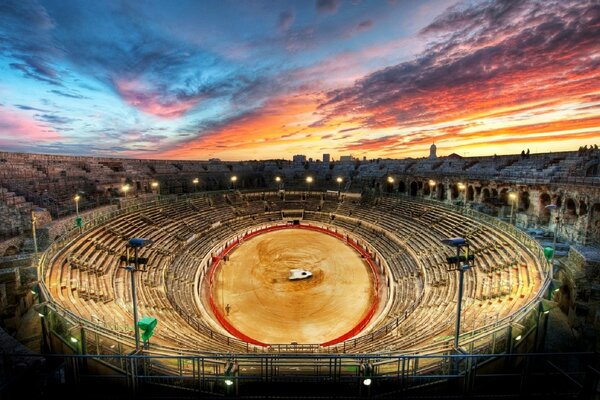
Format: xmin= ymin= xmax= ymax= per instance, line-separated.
xmin=0 ymin=150 xmax=598 ymax=398
xmin=41 ymin=190 xmax=546 ymax=356
xmin=1 ymin=0 xmax=599 ymax=397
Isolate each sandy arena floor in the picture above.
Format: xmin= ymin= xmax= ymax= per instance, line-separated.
xmin=212 ymin=229 xmax=375 ymax=344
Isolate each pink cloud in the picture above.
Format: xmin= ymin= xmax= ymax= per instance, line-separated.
xmin=115 ymin=78 xmax=202 ymax=119
xmin=0 ymin=108 xmax=62 ymax=144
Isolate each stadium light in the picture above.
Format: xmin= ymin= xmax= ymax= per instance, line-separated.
xmin=123 ymin=237 xmax=153 ymax=352
xmin=306 ymin=176 xmax=313 ymax=194
xmin=509 ymin=192 xmax=518 ymax=225
xmin=441 ymin=237 xmax=474 ymax=351
xmin=74 ymin=194 xmax=81 ymax=216
xmin=429 ymin=180 xmax=436 ymax=198
xmin=231 ymin=175 xmax=238 ymax=190
xmin=151 ymin=181 xmax=160 ymax=200
xmin=336 ymin=176 xmax=343 ymax=192
xmin=192 ymin=177 xmax=199 ymax=192
xmin=122 ymin=184 xmax=130 ymax=198
xmin=458 ymin=182 xmax=467 ymax=210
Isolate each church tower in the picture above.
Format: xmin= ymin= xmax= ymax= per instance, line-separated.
xmin=429 ymin=143 xmax=437 ymax=160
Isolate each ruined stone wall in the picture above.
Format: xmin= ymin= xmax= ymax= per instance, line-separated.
xmin=0 ymin=149 xmax=598 ymax=245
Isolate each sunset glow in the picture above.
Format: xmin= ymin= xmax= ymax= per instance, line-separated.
xmin=0 ymin=0 xmax=598 ymax=160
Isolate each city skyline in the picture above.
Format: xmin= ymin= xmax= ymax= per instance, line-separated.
xmin=0 ymin=0 xmax=598 ymax=161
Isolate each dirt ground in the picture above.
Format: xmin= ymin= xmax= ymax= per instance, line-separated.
xmin=212 ymin=229 xmax=375 ymax=344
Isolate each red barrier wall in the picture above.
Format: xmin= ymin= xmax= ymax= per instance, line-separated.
xmin=207 ymin=223 xmax=380 ymax=347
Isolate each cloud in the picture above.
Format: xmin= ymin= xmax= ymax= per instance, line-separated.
xmin=35 ymin=114 xmax=77 ymax=125
xmin=1 ymin=0 xmax=64 ymax=86
xmin=318 ymin=0 xmax=600 ymax=132
xmin=49 ymin=89 xmax=89 ymax=99
xmin=278 ymin=11 xmax=295 ymax=30
xmin=316 ymin=0 xmax=340 ymax=14
xmin=356 ymin=20 xmax=374 ymax=32
xmin=14 ymin=104 xmax=48 ymax=112
xmin=0 ymin=107 xmax=62 ymax=147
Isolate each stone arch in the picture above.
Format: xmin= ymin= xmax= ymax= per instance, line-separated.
xmin=564 ymin=198 xmax=577 ymax=225
xmin=579 ymin=200 xmax=587 ymax=216
xmin=436 ymin=183 xmax=446 ymax=200
xmin=409 ymin=181 xmax=418 ymax=197
xmin=482 ymin=188 xmax=491 ymax=202
xmin=499 ymin=188 xmax=509 ymax=205
xmin=398 ymin=181 xmax=406 ymax=193
xmin=519 ymin=191 xmax=530 ymax=211
xmin=423 ymin=181 xmax=431 ymax=196
xmin=450 ymin=183 xmax=459 ymax=200
xmin=467 ymin=185 xmax=474 ymax=202
xmin=3 ymin=245 xmax=18 ymax=256
xmin=539 ymin=192 xmax=552 ymax=224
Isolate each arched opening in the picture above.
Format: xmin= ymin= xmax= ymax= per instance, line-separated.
xmin=564 ymin=198 xmax=577 ymax=224
xmin=467 ymin=185 xmax=474 ymax=202
xmin=423 ymin=181 xmax=431 ymax=196
xmin=491 ymin=188 xmax=498 ymax=202
xmin=450 ymin=184 xmax=459 ymax=200
xmin=579 ymin=200 xmax=587 ymax=216
xmin=482 ymin=188 xmax=491 ymax=203
xmin=3 ymin=245 xmax=18 ymax=256
xmin=565 ymin=198 xmax=576 ymax=216
xmin=540 ymin=192 xmax=552 ymax=224
xmin=409 ymin=181 xmax=418 ymax=197
xmin=520 ymin=191 xmax=530 ymax=211
xmin=437 ymin=183 xmax=446 ymax=200
xmin=398 ymin=181 xmax=406 ymax=193
xmin=499 ymin=188 xmax=509 ymax=205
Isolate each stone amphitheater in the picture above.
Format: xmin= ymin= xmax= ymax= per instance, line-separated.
xmin=0 ymin=148 xmax=599 ymax=398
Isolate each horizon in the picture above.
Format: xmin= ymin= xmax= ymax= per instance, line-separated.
xmin=0 ymin=0 xmax=598 ymax=161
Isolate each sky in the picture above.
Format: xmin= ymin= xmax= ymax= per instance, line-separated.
xmin=0 ymin=0 xmax=598 ymax=161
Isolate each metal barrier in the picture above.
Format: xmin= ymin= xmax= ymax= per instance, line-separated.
xmin=1 ymin=351 xmax=597 ymax=399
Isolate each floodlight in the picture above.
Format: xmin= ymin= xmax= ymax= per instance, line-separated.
xmin=441 ymin=237 xmax=467 ymax=247
xmin=128 ymin=237 xmax=153 ymax=248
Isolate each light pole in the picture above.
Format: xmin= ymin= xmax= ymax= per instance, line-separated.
xmin=74 ymin=194 xmax=80 ymax=216
xmin=387 ymin=176 xmax=394 ymax=193
xmin=151 ymin=181 xmax=159 ymax=200
xmin=457 ymin=182 xmax=466 ymax=210
xmin=509 ymin=192 xmax=517 ymax=225
xmin=192 ymin=178 xmax=199 ymax=193
xmin=545 ymin=204 xmax=559 ymax=279
xmin=122 ymin=184 xmax=130 ymax=198
xmin=336 ymin=176 xmax=343 ymax=193
xmin=441 ymin=237 xmax=475 ymax=350
xmin=275 ymin=176 xmax=282 ymax=190
xmin=122 ymin=237 xmax=152 ymax=352
xmin=230 ymin=175 xmax=238 ymax=190
xmin=306 ymin=176 xmax=313 ymax=195
xmin=429 ymin=180 xmax=436 ymax=199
